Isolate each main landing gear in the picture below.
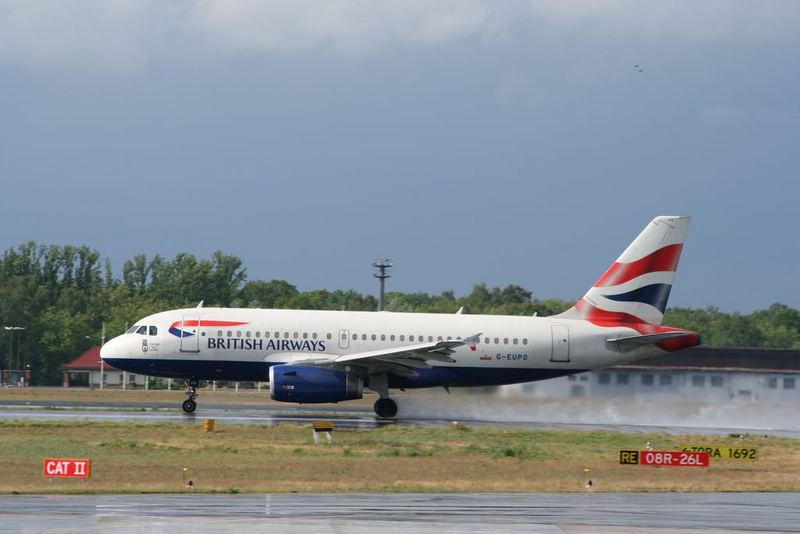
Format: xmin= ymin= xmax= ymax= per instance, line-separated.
xmin=182 ymin=378 xmax=199 ymax=413
xmin=369 ymin=372 xmax=398 ymax=418
xmin=374 ymin=397 xmax=398 ymax=418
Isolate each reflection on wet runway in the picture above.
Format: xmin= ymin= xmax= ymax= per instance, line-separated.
xmin=2 ymin=395 xmax=800 ymax=438
xmin=1 ymin=492 xmax=798 ymax=533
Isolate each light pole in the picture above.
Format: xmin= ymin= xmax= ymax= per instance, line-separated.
xmin=86 ymin=322 xmax=106 ymax=390
xmin=3 ymin=326 xmax=25 ymax=369
xmin=372 ymin=259 xmax=392 ymax=312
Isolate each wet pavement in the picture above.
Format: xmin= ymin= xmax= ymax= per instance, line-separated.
xmin=1 ymin=492 xmax=798 ymax=533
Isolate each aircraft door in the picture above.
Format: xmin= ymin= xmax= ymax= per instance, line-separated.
xmin=179 ymin=315 xmax=201 ymax=353
xmin=550 ymin=324 xmax=570 ymax=362
xmin=338 ymin=329 xmax=350 ymax=350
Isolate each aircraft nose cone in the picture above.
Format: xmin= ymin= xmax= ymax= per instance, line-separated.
xmin=100 ymin=335 xmax=127 ymax=359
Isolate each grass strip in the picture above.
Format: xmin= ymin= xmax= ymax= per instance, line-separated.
xmin=2 ymin=420 xmax=798 ymax=494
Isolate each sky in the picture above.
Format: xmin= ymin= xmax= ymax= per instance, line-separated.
xmin=1 ymin=1 xmax=799 ymax=312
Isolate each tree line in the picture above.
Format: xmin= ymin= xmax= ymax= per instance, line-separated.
xmin=0 ymin=242 xmax=798 ymax=385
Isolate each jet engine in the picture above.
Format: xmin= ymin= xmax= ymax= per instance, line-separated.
xmin=269 ymin=364 xmax=363 ymax=403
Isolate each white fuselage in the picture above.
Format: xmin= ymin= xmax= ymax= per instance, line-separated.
xmin=101 ymin=307 xmax=662 ymax=388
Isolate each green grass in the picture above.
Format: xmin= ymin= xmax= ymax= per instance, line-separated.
xmin=2 ymin=420 xmax=800 ymax=494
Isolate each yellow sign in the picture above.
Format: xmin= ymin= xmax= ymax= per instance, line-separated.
xmin=679 ymin=446 xmax=757 ymax=460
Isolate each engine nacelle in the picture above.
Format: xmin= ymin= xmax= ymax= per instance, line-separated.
xmin=269 ymin=364 xmax=363 ymax=403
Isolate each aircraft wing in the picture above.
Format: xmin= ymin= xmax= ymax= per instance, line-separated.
xmin=288 ymin=334 xmax=481 ymax=376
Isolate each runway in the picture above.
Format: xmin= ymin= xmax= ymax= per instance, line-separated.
xmin=2 ymin=398 xmax=800 ymax=438
xmin=1 ymin=492 xmax=798 ymax=533
xmin=3 ymin=397 xmax=800 ymax=532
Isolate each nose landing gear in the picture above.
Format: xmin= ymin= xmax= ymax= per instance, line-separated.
xmin=182 ymin=378 xmax=199 ymax=413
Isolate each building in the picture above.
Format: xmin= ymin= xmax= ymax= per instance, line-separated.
xmin=62 ymin=346 xmax=148 ymax=388
xmin=505 ymin=347 xmax=800 ymax=403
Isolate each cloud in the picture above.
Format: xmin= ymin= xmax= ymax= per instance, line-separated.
xmin=186 ymin=0 xmax=498 ymax=54
xmin=1 ymin=0 xmax=799 ymax=75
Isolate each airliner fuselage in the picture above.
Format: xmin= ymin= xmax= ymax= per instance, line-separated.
xmin=100 ymin=216 xmax=701 ymax=417
xmin=101 ymin=307 xmax=662 ymax=386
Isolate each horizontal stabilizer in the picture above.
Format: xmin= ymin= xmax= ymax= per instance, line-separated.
xmin=606 ymin=331 xmax=692 ymax=347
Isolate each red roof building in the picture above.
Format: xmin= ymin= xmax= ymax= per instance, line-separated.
xmin=62 ymin=346 xmax=147 ymax=388
xmin=62 ymin=346 xmax=105 ymax=372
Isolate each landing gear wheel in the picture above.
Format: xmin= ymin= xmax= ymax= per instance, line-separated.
xmin=182 ymin=378 xmax=199 ymax=413
xmin=374 ymin=398 xmax=398 ymax=418
xmin=182 ymin=399 xmax=197 ymax=413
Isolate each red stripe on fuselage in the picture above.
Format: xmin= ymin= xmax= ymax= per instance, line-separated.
xmin=574 ymin=298 xmax=646 ymax=325
xmin=573 ymin=299 xmax=699 ymax=352
xmin=594 ymin=244 xmax=683 ymax=288
xmin=169 ymin=320 xmax=248 ymax=329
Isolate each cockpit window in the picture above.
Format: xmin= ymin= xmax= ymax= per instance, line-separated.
xmin=127 ymin=325 xmax=140 ymax=334
xmin=135 ymin=325 xmax=147 ymax=335
xmin=149 ymin=326 xmax=158 ymax=336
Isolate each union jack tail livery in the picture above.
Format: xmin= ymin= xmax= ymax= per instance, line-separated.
xmin=557 ymin=216 xmax=690 ymax=326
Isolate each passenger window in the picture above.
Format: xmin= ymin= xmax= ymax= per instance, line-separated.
xmin=503 ymin=338 xmax=509 ymax=345
xmin=149 ymin=326 xmax=158 ymax=336
xmin=293 ymin=332 xmax=299 ymax=339
xmin=312 ymin=333 xmax=318 ymax=340
xmin=390 ymin=335 xmax=395 ymax=341
xmin=274 ymin=332 xmax=280 ymax=339
xmin=381 ymin=335 xmax=386 ymax=341
xmin=399 ymin=335 xmax=405 ymax=341
xmin=523 ymin=338 xmax=528 ymax=345
xmin=409 ymin=335 xmax=414 ymax=342
xmin=446 ymin=336 xmax=452 ymax=341
xmin=362 ymin=334 xmax=367 ymax=341
xmin=237 ymin=331 xmax=242 ymax=338
xmin=513 ymin=338 xmax=518 ymax=345
xmin=284 ymin=332 xmax=289 ymax=338
xmin=218 ymin=330 xmax=223 ymax=337
xmin=265 ymin=332 xmax=270 ymax=338
xmin=255 ymin=331 xmax=260 ymax=338
xmin=246 ymin=331 xmax=251 ymax=338
xmin=352 ymin=333 xmax=357 ymax=340
xmin=371 ymin=334 xmax=376 ymax=341
xmin=326 ymin=333 xmax=332 ymax=340
xmin=303 ymin=332 xmax=308 ymax=339
xmin=494 ymin=338 xmax=499 ymax=344
xmin=437 ymin=336 xmax=442 ymax=341
xmin=428 ymin=336 xmax=433 ymax=342
xmin=135 ymin=325 xmax=147 ymax=335
xmin=484 ymin=338 xmax=489 ymax=344
xmin=227 ymin=331 xmax=232 ymax=337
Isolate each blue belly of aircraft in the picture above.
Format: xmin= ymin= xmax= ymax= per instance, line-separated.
xmin=102 ymin=358 xmax=584 ymax=388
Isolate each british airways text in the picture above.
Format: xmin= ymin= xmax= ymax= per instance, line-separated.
xmin=207 ymin=338 xmax=327 ymax=352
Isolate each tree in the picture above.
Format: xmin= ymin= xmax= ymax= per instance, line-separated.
xmin=239 ymin=280 xmax=299 ymax=308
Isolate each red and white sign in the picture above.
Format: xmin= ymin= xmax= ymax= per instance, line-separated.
xmin=639 ymin=451 xmax=709 ymax=467
xmin=42 ymin=458 xmax=91 ymax=478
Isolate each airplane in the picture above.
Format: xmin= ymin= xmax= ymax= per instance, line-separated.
xmin=100 ymin=215 xmax=700 ymax=418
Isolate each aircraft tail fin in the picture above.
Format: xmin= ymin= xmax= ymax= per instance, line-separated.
xmin=555 ymin=216 xmax=690 ymax=326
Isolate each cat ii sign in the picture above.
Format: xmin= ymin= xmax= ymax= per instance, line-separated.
xmin=42 ymin=458 xmax=91 ymax=478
